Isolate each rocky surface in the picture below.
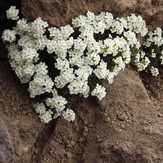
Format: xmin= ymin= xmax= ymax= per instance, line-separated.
xmin=22 ymin=0 xmax=163 ymax=28
xmin=0 ymin=0 xmax=163 ymax=162
xmin=0 ymin=118 xmax=14 ymax=163
xmin=37 ymin=67 xmax=163 ymax=163
xmin=0 ymin=53 xmax=163 ymax=162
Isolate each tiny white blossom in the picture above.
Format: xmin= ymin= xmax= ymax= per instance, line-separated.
xmin=34 ymin=103 xmax=46 ymax=114
xmin=6 ymin=6 xmax=19 ymax=20
xmin=2 ymin=29 xmax=16 ymax=43
xmin=150 ymin=66 xmax=159 ymax=76
xmin=39 ymin=110 xmax=53 ymax=123
xmin=45 ymin=95 xmax=67 ymax=112
xmin=62 ymin=109 xmax=75 ymax=121
xmin=91 ymin=84 xmax=106 ymax=100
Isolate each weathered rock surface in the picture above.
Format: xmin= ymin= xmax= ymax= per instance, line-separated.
xmin=1 ymin=51 xmax=163 ymax=162
xmin=0 ymin=118 xmax=14 ymax=163
xmin=0 ymin=46 xmax=44 ymax=163
xmin=37 ymin=67 xmax=163 ymax=163
xmin=22 ymin=0 xmax=163 ymax=28
xmin=0 ymin=0 xmax=163 ymax=163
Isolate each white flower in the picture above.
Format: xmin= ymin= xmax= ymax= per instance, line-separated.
xmin=47 ymin=40 xmax=57 ymax=54
xmin=35 ymin=62 xmax=48 ymax=75
xmin=121 ymin=48 xmax=131 ymax=64
xmin=55 ymin=68 xmax=75 ymax=88
xmin=140 ymin=51 xmax=146 ymax=59
xmin=123 ymin=31 xmax=140 ymax=48
xmin=16 ymin=18 xmax=29 ymax=34
xmin=46 ymin=95 xmax=67 ymax=112
xmin=23 ymin=63 xmax=35 ymax=77
xmin=62 ymin=109 xmax=75 ymax=121
xmin=144 ymin=27 xmax=163 ymax=47
xmin=86 ymin=11 xmax=95 ymax=24
xmin=48 ymin=25 xmax=74 ymax=40
xmin=28 ymin=74 xmax=54 ymax=97
xmin=74 ymin=65 xmax=93 ymax=81
xmin=54 ymin=58 xmax=69 ymax=71
xmin=113 ymin=56 xmax=125 ymax=73
xmin=72 ymin=14 xmax=87 ymax=28
xmin=136 ymin=57 xmax=150 ymax=71
xmin=73 ymin=38 xmax=87 ymax=52
xmin=84 ymin=52 xmax=100 ymax=66
xmin=34 ymin=103 xmax=46 ymax=114
xmin=94 ymin=61 xmax=108 ymax=79
xmin=35 ymin=36 xmax=48 ymax=50
xmin=126 ymin=14 xmax=148 ymax=36
xmin=91 ymin=84 xmax=106 ymax=100
xmin=107 ymin=71 xmax=115 ymax=84
xmin=22 ymin=47 xmax=39 ymax=61
xmin=30 ymin=17 xmax=48 ymax=38
xmin=60 ymin=25 xmax=74 ymax=40
xmin=150 ymin=66 xmax=159 ymax=76
xmin=68 ymin=50 xmax=85 ymax=67
xmin=68 ymin=79 xmax=90 ymax=97
xmin=111 ymin=19 xmax=125 ymax=34
xmin=93 ymin=21 xmax=106 ymax=34
xmin=2 ymin=29 xmax=16 ymax=43
xmin=151 ymin=49 xmax=156 ymax=58
xmin=39 ymin=110 xmax=53 ymax=123
xmin=6 ymin=6 xmax=19 ymax=20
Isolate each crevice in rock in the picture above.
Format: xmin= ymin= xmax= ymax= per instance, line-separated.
xmin=140 ymin=69 xmax=163 ymax=101
xmin=30 ymin=119 xmax=57 ymax=163
xmin=0 ymin=57 xmax=7 ymax=60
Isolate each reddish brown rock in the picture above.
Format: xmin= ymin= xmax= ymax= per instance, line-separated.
xmin=0 ymin=118 xmax=14 ymax=163
xmin=22 ymin=0 xmax=163 ymax=28
xmin=1 ymin=52 xmax=163 ymax=162
xmin=36 ymin=68 xmax=163 ymax=163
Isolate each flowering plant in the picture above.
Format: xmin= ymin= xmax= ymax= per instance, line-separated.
xmin=2 ymin=6 xmax=163 ymax=123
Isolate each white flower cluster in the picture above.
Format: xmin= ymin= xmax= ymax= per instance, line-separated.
xmin=144 ymin=27 xmax=163 ymax=47
xmin=91 ymin=84 xmax=106 ymax=100
xmin=126 ymin=14 xmax=148 ymax=36
xmin=134 ymin=52 xmax=151 ymax=71
xmin=150 ymin=66 xmax=159 ymax=77
xmin=2 ymin=6 xmax=162 ymax=123
xmin=6 ymin=6 xmax=19 ymax=20
xmin=142 ymin=27 xmax=163 ymax=76
xmin=34 ymin=103 xmax=53 ymax=123
xmin=62 ymin=109 xmax=75 ymax=122
xmin=2 ymin=29 xmax=16 ymax=43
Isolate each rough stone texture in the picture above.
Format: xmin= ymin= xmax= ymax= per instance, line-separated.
xmin=22 ymin=0 xmax=163 ymax=28
xmin=0 ymin=45 xmax=44 ymax=163
xmin=1 ymin=51 xmax=162 ymax=162
xmin=37 ymin=67 xmax=163 ymax=163
xmin=0 ymin=118 xmax=14 ymax=163
xmin=0 ymin=0 xmax=163 ymax=163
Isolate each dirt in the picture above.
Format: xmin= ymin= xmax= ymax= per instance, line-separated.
xmin=0 ymin=0 xmax=163 ymax=163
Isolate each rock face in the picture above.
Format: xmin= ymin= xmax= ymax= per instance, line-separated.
xmin=37 ymin=68 xmax=163 ymax=163
xmin=0 ymin=119 xmax=14 ymax=163
xmin=1 ymin=52 xmax=163 ymax=162
xmin=0 ymin=0 xmax=163 ymax=163
xmin=21 ymin=0 xmax=163 ymax=28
